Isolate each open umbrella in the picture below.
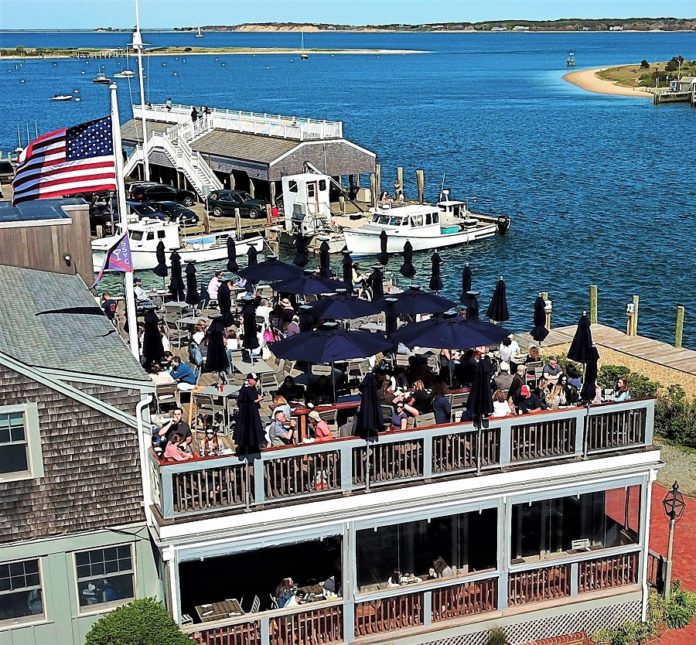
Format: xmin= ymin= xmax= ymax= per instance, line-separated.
xmin=460 ymin=263 xmax=472 ymax=302
xmin=233 ymin=383 xmax=265 ymax=454
xmin=580 ymin=345 xmax=600 ymax=402
xmin=204 ymin=317 xmax=230 ymax=373
xmin=271 ymin=274 xmax=348 ymax=296
xmin=247 ymin=245 xmax=258 ymax=268
xmin=293 ymin=233 xmax=309 ymax=268
xmin=378 ymin=230 xmax=389 ymax=266
xmin=168 ymin=251 xmax=185 ymax=301
xmin=142 ymin=309 xmax=164 ymax=368
xmin=241 ymin=299 xmax=259 ymax=353
xmin=342 ymin=251 xmax=354 ymax=294
xmin=486 ymin=277 xmax=510 ymax=323
xmin=319 ymin=240 xmax=331 ymax=278
xmin=568 ymin=312 xmax=593 ymax=363
xmin=429 ymin=251 xmax=443 ymax=292
xmin=310 ymin=293 xmax=382 ymax=321
xmin=391 ymin=315 xmax=510 ymax=350
xmin=226 ymin=236 xmax=239 ymax=273
xmin=153 ymin=241 xmax=168 ymax=281
xmin=530 ymin=295 xmax=549 ymax=343
xmin=368 ymin=266 xmax=384 ymax=301
xmin=238 ymin=255 xmax=302 ymax=283
xmin=218 ymin=279 xmax=234 ymax=327
xmin=399 ymin=240 xmax=416 ymax=280
xmin=185 ymin=262 xmax=200 ymax=306
xmin=378 ymin=286 xmax=455 ymax=316
xmin=355 ymin=372 xmax=383 ymax=439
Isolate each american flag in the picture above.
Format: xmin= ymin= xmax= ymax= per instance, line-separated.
xmin=12 ymin=116 xmax=117 ymax=205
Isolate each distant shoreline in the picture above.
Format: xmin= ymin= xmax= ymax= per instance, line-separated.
xmin=563 ymin=67 xmax=653 ymax=98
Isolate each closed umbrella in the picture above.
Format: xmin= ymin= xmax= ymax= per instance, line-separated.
xmin=319 ymin=240 xmax=331 ymax=278
xmin=241 ymin=300 xmax=259 ymax=353
xmin=378 ymin=286 xmax=455 ymax=316
xmin=461 ymin=290 xmax=480 ymax=320
xmin=142 ymin=309 xmax=164 ymax=368
xmin=168 ymin=251 xmax=185 ymax=301
xmin=204 ymin=317 xmax=229 ymax=373
xmin=355 ymin=372 xmax=383 ymax=439
xmin=399 ymin=240 xmax=416 ymax=280
xmin=226 ymin=237 xmax=239 ymax=273
xmin=298 ymin=305 xmax=315 ymax=333
xmin=580 ymin=345 xmax=600 ymax=402
xmin=310 ymin=293 xmax=382 ymax=321
xmin=233 ymin=383 xmax=265 ymax=454
xmin=238 ymin=255 xmax=302 ymax=283
xmin=153 ymin=241 xmax=168 ymax=281
xmin=378 ymin=230 xmax=389 ymax=266
xmin=486 ymin=277 xmax=510 ymax=323
xmin=185 ymin=262 xmax=200 ymax=306
xmin=467 ymin=356 xmax=494 ymax=420
xmin=342 ymin=251 xmax=354 ymax=294
xmin=531 ymin=295 xmax=549 ymax=343
xmin=429 ymin=251 xmax=443 ymax=292
xmin=271 ymin=274 xmax=348 ymax=296
xmin=247 ymin=245 xmax=258 ymax=268
xmin=218 ymin=279 xmax=233 ymax=327
xmin=293 ymin=233 xmax=309 ymax=268
xmin=460 ymin=263 xmax=472 ymax=302
xmin=384 ymin=297 xmax=399 ymax=335
xmin=568 ymin=312 xmax=593 ymax=363
xmin=368 ymin=266 xmax=384 ymax=301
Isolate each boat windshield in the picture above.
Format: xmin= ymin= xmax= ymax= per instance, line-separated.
xmin=130 ymin=231 xmax=143 ymax=241
xmin=376 ymin=215 xmax=403 ymax=226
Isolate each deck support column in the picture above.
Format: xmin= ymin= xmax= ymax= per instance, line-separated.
xmin=229 ymin=172 xmax=235 ymax=189
xmin=497 ymin=496 xmax=510 ymax=611
xmin=589 ymin=284 xmax=598 ymax=324
xmin=675 ymin=305 xmax=685 ymax=348
xmin=342 ymin=522 xmax=356 ymax=643
xmin=249 ymin=177 xmax=256 ymax=199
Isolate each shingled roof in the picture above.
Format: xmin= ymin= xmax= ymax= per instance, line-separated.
xmin=0 ymin=265 xmax=149 ymax=382
xmin=120 ymin=119 xmax=170 ymax=142
xmin=190 ymin=129 xmax=298 ymax=164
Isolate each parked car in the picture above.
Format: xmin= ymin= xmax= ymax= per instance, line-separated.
xmin=129 ymin=182 xmax=197 ymax=207
xmin=206 ymin=189 xmax=269 ymax=219
xmin=90 ymin=198 xmax=166 ymax=233
xmin=152 ymin=200 xmax=200 ymax=227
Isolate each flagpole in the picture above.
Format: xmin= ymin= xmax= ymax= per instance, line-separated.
xmin=133 ymin=0 xmax=150 ymax=180
xmin=110 ymin=83 xmax=140 ymax=360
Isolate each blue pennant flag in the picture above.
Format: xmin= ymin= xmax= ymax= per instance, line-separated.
xmin=92 ymin=232 xmax=134 ymax=287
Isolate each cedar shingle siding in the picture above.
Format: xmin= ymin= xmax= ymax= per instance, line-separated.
xmin=0 ymin=365 xmax=145 ymax=544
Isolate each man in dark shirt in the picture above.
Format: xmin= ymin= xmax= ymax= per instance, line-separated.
xmin=101 ymin=292 xmax=117 ymax=325
xmin=157 ymin=407 xmax=192 ymax=452
xmin=515 ymin=385 xmax=542 ymax=414
xmin=507 ymin=364 xmax=526 ymax=408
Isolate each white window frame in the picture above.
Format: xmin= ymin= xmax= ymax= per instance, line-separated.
xmin=0 ymin=403 xmax=43 ymax=483
xmin=0 ymin=557 xmax=46 ymax=629
xmin=73 ymin=544 xmax=136 ymax=614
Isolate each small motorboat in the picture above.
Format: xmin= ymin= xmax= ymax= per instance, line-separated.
xmin=52 ymin=94 xmax=73 ymax=101
xmin=113 ymin=69 xmax=135 ymax=79
xmin=92 ymin=67 xmax=111 ymax=84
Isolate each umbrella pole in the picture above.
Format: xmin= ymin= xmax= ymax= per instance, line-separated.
xmin=244 ymin=456 xmax=252 ymax=512
xmin=332 ymin=361 xmax=337 ymax=404
xmin=365 ymin=439 xmax=371 ymax=493
xmin=476 ymin=421 xmax=482 ymax=475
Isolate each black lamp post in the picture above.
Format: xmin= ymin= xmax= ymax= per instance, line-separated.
xmin=662 ymin=481 xmax=686 ymax=597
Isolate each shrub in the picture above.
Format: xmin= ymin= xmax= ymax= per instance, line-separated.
xmin=84 ymin=598 xmax=190 ymax=645
xmin=487 ymin=626 xmax=507 ymax=645
xmin=640 ymin=59 xmax=650 ymax=68
xmin=664 ymin=580 xmax=696 ymax=629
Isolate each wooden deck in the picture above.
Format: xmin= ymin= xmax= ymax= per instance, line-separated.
xmin=517 ymin=323 xmax=696 ymax=378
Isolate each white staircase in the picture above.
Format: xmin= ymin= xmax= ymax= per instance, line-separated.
xmin=124 ymin=118 xmax=222 ymax=200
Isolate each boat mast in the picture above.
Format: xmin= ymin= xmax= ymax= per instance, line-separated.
xmin=133 ymin=0 xmax=150 ymax=180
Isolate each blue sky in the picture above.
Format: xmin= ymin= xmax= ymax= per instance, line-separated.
xmin=1 ymin=0 xmax=693 ymax=30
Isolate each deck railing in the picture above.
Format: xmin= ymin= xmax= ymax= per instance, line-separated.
xmin=431 ymin=577 xmax=498 ymax=622
xmin=509 ymin=564 xmax=572 ymax=605
xmin=269 ymin=604 xmax=343 ymax=644
xmin=354 ymin=591 xmax=424 ymax=637
xmin=578 ymin=552 xmax=639 ymax=593
xmin=152 ymin=399 xmax=654 ymax=521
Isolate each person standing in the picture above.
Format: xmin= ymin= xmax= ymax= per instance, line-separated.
xmin=101 ymin=292 xmax=117 ymax=326
xmin=191 ymin=106 xmax=198 ymax=123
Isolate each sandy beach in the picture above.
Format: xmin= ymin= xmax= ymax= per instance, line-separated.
xmin=563 ymin=67 xmax=652 ymax=98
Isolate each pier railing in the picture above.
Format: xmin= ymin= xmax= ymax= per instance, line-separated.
xmin=184 ymin=549 xmax=640 ymax=644
xmin=151 ymin=399 xmax=654 ymax=522
xmin=133 ymin=104 xmax=343 ymax=141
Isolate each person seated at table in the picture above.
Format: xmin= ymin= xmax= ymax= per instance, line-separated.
xmin=566 ymin=363 xmax=582 ymax=389
xmin=390 ymin=401 xmax=409 ymax=431
xmin=498 ymin=333 xmax=521 ymax=365
xmin=387 ymin=570 xmax=404 ymax=588
xmin=526 ymin=345 xmax=542 ymax=364
xmin=407 ymin=379 xmax=431 ymax=414
xmin=306 ymin=375 xmax=334 ymax=405
xmin=430 ymin=556 xmax=454 ymax=578
xmin=308 ymin=410 xmax=332 ymax=441
xmin=378 ymin=379 xmax=395 ymax=405
xmin=613 ymin=376 xmax=631 ymax=401
xmin=272 ymin=394 xmax=292 ymax=420
xmin=515 ymin=385 xmax=543 ymax=414
xmin=163 ymin=432 xmax=193 ymax=462
xmin=280 ymin=298 xmax=296 ymax=324
xmin=158 ymin=323 xmax=171 ymax=353
xmin=192 ymin=319 xmax=208 ymax=345
xmin=275 ymin=578 xmax=297 ymax=608
xmin=169 ymin=356 xmax=197 ymax=391
xmin=492 ymin=361 xmax=513 ymax=393
xmin=454 ymin=349 xmax=476 ymax=387
xmin=268 ymin=409 xmax=296 ymax=446
xmin=542 ymin=357 xmax=562 ymax=384
xmin=201 ymin=427 xmax=220 ymax=456
xmin=507 ymin=364 xmax=527 ymax=408
xmin=430 ymin=380 xmax=451 ymax=425
xmin=492 ymin=389 xmax=512 ymax=417
xmin=133 ymin=277 xmax=153 ymax=305
xmin=157 ymin=407 xmax=193 ymax=452
xmin=559 ymin=373 xmax=580 ymax=405
xmin=226 ymin=329 xmax=239 ymax=351
xmin=393 ymin=366 xmax=409 ymax=391
xmin=150 ymin=362 xmax=175 ymax=386
xmin=278 ymin=375 xmax=304 ymax=403
xmin=544 ymin=379 xmax=567 ymax=409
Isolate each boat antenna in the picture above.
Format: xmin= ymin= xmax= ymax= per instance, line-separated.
xmin=133 ymin=0 xmax=150 ymax=180
xmin=34 ymin=122 xmax=39 ymax=139
xmin=16 ymin=124 xmax=22 ymax=150
xmin=439 ymin=173 xmax=446 ymax=202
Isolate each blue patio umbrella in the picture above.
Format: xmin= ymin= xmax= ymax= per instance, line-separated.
xmin=460 ymin=263 xmax=472 ymax=302
xmin=226 ymin=236 xmax=239 ymax=273
xmin=319 ymin=240 xmax=331 ymax=278
xmin=153 ymin=241 xmax=167 ymax=280
xmin=378 ymin=230 xmax=389 ymax=266
xmin=247 ymin=244 xmax=258 ymax=268
xmin=342 ymin=250 xmax=354 ymax=294
xmin=233 ymin=383 xmax=265 ymax=454
xmin=168 ymin=251 xmax=185 ymax=301
xmin=293 ymin=233 xmax=310 ymax=268
xmin=310 ymin=293 xmax=382 ymax=321
xmin=391 ymin=315 xmax=510 ymax=350
xmin=237 ymin=255 xmax=302 ymax=283
xmin=486 ymin=277 xmax=510 ymax=323
xmin=185 ymin=262 xmax=200 ymax=306
xmin=204 ymin=317 xmax=229 ymax=373
xmin=377 ymin=286 xmax=455 ymax=316
xmin=429 ymin=251 xmax=443 ymax=292
xmin=531 ymin=295 xmax=549 ymax=343
xmin=399 ymin=240 xmax=416 ymax=280
xmin=271 ymin=274 xmax=348 ymax=296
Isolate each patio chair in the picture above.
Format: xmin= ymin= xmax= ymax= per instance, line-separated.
xmin=415 ymin=412 xmax=436 ymax=427
xmin=155 ymin=382 xmax=179 ymax=414
xmin=249 ymin=595 xmax=260 ymax=614
xmin=164 ymin=319 xmax=185 ymax=348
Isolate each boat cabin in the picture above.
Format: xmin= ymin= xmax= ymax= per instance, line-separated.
xmin=438 ymin=199 xmax=470 ymax=219
xmin=369 ymin=204 xmax=440 ymax=231
xmin=282 ymin=172 xmax=332 ymax=235
xmin=104 ymin=219 xmax=180 ymax=252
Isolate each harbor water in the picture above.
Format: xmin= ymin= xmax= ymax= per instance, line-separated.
xmin=1 ymin=30 xmax=694 ymax=344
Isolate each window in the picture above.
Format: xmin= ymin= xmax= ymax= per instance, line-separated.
xmin=130 ymin=231 xmax=143 ymax=241
xmin=288 ymin=181 xmax=298 ymax=193
xmin=307 ymin=183 xmax=316 ymax=198
xmin=0 ymin=559 xmax=44 ymax=624
xmin=146 ymin=232 xmax=154 ymax=241
xmin=157 ymin=230 xmax=166 ymax=239
xmin=0 ymin=406 xmax=42 ymax=481
xmin=75 ymin=545 xmax=135 ymax=611
xmin=319 ymin=179 xmax=327 ymax=191
xmin=425 ymin=213 xmax=432 ymax=225
xmin=410 ymin=214 xmax=423 ymax=227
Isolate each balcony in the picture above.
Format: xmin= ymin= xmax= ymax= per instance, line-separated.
xmin=184 ymin=551 xmax=639 ymax=644
xmin=150 ymin=399 xmax=654 ymax=523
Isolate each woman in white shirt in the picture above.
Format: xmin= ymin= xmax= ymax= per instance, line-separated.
xmin=498 ymin=334 xmax=521 ymax=365
xmin=492 ymin=389 xmax=512 ymax=417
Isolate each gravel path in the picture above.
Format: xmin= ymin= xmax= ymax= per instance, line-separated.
xmin=654 ymin=438 xmax=696 ymax=497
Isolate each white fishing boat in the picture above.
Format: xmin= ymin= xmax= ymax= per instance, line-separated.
xmin=52 ymin=94 xmax=73 ymax=101
xmin=342 ymin=200 xmax=510 ymax=256
xmin=91 ymin=219 xmax=265 ymax=272
xmin=92 ymin=68 xmax=111 ymax=84
xmin=113 ymin=69 xmax=135 ymax=79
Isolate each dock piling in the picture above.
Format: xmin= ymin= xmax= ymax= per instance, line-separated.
xmin=589 ymin=285 xmax=598 ymax=324
xmin=541 ymin=291 xmax=551 ymax=329
xmin=370 ymin=173 xmax=377 ymax=208
xmin=375 ymin=164 xmax=381 ymax=203
xmin=396 ymin=166 xmax=404 ymax=200
xmin=675 ymin=305 xmax=685 ymax=348
xmin=235 ymin=208 xmax=242 ymax=240
xmin=416 ymin=169 xmax=425 ymax=204
xmin=632 ymin=295 xmax=640 ymax=336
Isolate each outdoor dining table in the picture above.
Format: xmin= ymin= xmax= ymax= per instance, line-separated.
xmin=195 ymin=384 xmax=241 ymax=430
xmin=176 ymin=315 xmax=202 ymax=327
xmin=230 ymin=356 xmax=275 ymax=375
xmin=194 ymin=598 xmax=244 ymax=623
xmin=163 ymin=301 xmax=191 ymax=314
